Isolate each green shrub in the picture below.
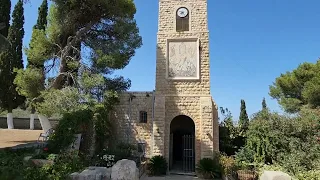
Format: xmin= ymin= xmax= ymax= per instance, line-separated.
xmin=196 ymin=157 xmax=222 ymax=179
xmin=48 ymin=109 xmax=93 ymax=153
xmin=235 ymin=109 xmax=320 ymax=175
xmin=295 ymin=170 xmax=320 ymax=180
xmin=147 ymin=155 xmax=168 ymax=176
xmin=94 ymin=142 xmax=137 ymax=167
xmin=0 ymin=148 xmax=35 ymax=179
xmin=219 ymin=155 xmax=237 ymax=176
xmin=24 ymin=151 xmax=85 ymax=180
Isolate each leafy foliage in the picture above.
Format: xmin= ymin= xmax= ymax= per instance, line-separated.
xmin=196 ymin=157 xmax=222 ymax=179
xmin=23 ymin=0 xmax=142 ymax=90
xmin=0 ymin=0 xmax=11 ymax=37
xmin=147 ymin=155 xmax=168 ymax=176
xmin=262 ymin=97 xmax=267 ymax=111
xmin=269 ymin=60 xmax=320 ymax=113
xmin=235 ymin=108 xmax=320 ymax=176
xmin=24 ymin=152 xmax=85 ymax=180
xmin=239 ymin=100 xmax=249 ymax=135
xmin=219 ymin=154 xmax=238 ymax=176
xmin=0 ymin=0 xmax=25 ymax=112
xmin=219 ymin=107 xmax=246 ymax=156
xmin=94 ymin=142 xmax=137 ymax=167
xmin=48 ymin=109 xmax=93 ymax=153
xmin=0 ymin=148 xmax=35 ymax=179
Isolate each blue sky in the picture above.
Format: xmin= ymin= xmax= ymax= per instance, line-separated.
xmin=13 ymin=0 xmax=320 ymax=121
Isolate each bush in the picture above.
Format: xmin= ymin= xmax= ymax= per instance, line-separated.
xmin=48 ymin=109 xmax=93 ymax=153
xmin=147 ymin=155 xmax=168 ymax=176
xmin=196 ymin=157 xmax=222 ymax=179
xmin=24 ymin=151 xmax=86 ymax=180
xmin=295 ymin=170 xmax=320 ymax=180
xmin=94 ymin=142 xmax=137 ymax=167
xmin=235 ymin=109 xmax=320 ymax=175
xmin=219 ymin=155 xmax=237 ymax=176
xmin=0 ymin=148 xmax=35 ymax=179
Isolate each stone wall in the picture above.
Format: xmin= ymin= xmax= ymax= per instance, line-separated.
xmin=0 ymin=117 xmax=59 ymax=130
xmin=111 ymin=91 xmax=154 ymax=157
xmin=155 ymin=0 xmax=210 ymax=96
xmin=110 ymin=0 xmax=219 ymax=166
xmin=154 ymin=0 xmax=219 ymax=162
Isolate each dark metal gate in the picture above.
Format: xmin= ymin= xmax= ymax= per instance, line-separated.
xmin=182 ymin=134 xmax=195 ymax=172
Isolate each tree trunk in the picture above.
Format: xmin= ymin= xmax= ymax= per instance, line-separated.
xmin=38 ymin=114 xmax=52 ymax=133
xmin=7 ymin=112 xmax=14 ymax=129
xmin=30 ymin=107 xmax=36 ymax=130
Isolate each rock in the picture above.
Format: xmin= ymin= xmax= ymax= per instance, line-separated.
xmin=23 ymin=156 xmax=33 ymax=162
xmin=260 ymin=171 xmax=292 ymax=180
xmin=69 ymin=166 xmax=111 ymax=180
xmin=31 ymin=159 xmax=54 ymax=167
xmin=111 ymin=159 xmax=139 ymax=180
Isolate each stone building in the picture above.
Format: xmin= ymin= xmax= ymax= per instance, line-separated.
xmin=111 ymin=0 xmax=219 ymax=173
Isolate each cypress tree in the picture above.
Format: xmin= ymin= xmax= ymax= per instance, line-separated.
xmin=239 ymin=99 xmax=249 ymax=134
xmin=262 ymin=97 xmax=267 ymax=110
xmin=0 ymin=0 xmax=25 ymax=129
xmin=27 ymin=0 xmax=47 ymax=69
xmin=0 ymin=0 xmax=11 ymax=52
xmin=0 ymin=0 xmax=11 ymax=37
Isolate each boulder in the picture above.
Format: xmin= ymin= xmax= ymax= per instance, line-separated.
xmin=260 ymin=171 xmax=291 ymax=180
xmin=70 ymin=166 xmax=111 ymax=180
xmin=111 ymin=159 xmax=139 ymax=180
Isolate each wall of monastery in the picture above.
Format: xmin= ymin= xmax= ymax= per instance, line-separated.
xmin=111 ymin=91 xmax=154 ymax=157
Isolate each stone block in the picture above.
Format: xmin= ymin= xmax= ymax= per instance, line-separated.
xmin=260 ymin=171 xmax=291 ymax=180
xmin=111 ymin=159 xmax=139 ymax=180
xmin=70 ymin=166 xmax=111 ymax=180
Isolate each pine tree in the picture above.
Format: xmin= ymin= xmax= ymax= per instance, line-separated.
xmin=262 ymin=97 xmax=267 ymax=110
xmin=24 ymin=0 xmax=48 ymax=129
xmin=0 ymin=0 xmax=25 ymax=129
xmin=239 ymin=99 xmax=249 ymax=135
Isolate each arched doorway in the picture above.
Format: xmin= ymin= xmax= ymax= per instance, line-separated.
xmin=169 ymin=115 xmax=195 ymax=173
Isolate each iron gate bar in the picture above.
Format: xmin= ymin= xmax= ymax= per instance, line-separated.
xmin=182 ymin=134 xmax=195 ymax=172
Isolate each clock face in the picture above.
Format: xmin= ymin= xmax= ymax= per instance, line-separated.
xmin=177 ymin=7 xmax=189 ymax=18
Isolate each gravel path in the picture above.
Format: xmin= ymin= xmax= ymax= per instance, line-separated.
xmin=0 ymin=129 xmax=43 ymax=148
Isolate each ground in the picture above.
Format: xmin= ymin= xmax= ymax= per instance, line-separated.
xmin=142 ymin=175 xmax=203 ymax=180
xmin=0 ymin=129 xmax=43 ymax=149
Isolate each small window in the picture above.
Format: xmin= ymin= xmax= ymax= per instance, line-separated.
xmin=176 ymin=7 xmax=190 ymax=32
xmin=137 ymin=142 xmax=146 ymax=154
xmin=139 ymin=111 xmax=147 ymax=123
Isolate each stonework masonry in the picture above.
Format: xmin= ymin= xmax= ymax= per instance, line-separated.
xmin=111 ymin=0 xmax=219 ymax=171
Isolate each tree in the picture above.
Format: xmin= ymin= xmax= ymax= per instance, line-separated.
xmin=269 ymin=60 xmax=320 ymax=113
xmin=14 ymin=0 xmax=142 ymax=132
xmin=0 ymin=0 xmax=11 ymax=37
xmin=219 ymin=107 xmax=236 ymax=155
xmin=239 ymin=99 xmax=249 ymax=135
xmin=0 ymin=0 xmax=11 ymax=53
xmin=15 ymin=0 xmax=48 ymax=129
xmin=0 ymin=0 xmax=25 ymax=129
xmin=24 ymin=0 xmax=142 ymax=90
xmin=262 ymin=97 xmax=267 ymax=110
xmin=235 ymin=109 xmax=320 ymax=175
xmin=0 ymin=23 xmax=10 ymax=52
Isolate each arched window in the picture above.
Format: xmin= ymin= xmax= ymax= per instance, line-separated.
xmin=176 ymin=7 xmax=190 ymax=32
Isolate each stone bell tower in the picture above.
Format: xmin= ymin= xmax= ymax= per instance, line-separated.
xmin=153 ymin=0 xmax=219 ymax=172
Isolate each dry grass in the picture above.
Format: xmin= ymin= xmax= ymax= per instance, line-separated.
xmin=0 ymin=129 xmax=43 ymax=148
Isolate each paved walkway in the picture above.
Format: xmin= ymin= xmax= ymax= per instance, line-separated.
xmin=141 ymin=175 xmax=203 ymax=180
